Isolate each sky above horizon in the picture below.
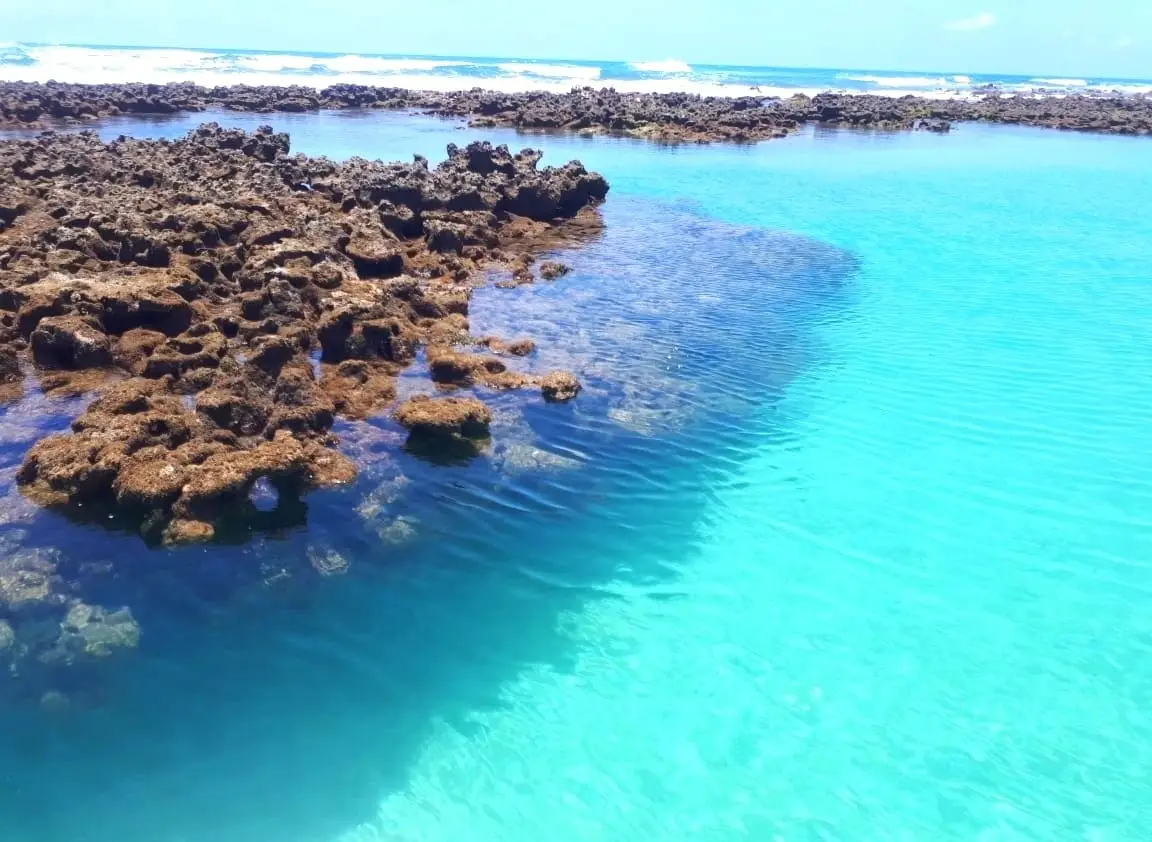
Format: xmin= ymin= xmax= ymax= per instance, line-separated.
xmin=2 ymin=0 xmax=1150 ymax=78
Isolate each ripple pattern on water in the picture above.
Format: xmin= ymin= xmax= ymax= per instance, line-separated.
xmin=3 ymin=113 xmax=1152 ymax=842
xmin=0 ymin=149 xmax=854 ymax=840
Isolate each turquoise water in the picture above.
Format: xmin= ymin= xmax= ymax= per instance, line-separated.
xmin=3 ymin=115 xmax=1152 ymax=840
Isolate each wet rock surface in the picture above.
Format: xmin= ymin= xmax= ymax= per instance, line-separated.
xmin=394 ymin=394 xmax=493 ymax=462
xmin=394 ymin=394 xmax=493 ymax=438
xmin=1 ymin=124 xmax=607 ymax=543
xmin=2 ymin=82 xmax=1152 ymax=140
xmin=540 ymin=371 xmax=583 ymax=402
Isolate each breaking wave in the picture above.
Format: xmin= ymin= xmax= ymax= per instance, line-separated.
xmin=628 ymin=59 xmax=693 ymax=74
xmin=1 ymin=44 xmax=1149 ymax=100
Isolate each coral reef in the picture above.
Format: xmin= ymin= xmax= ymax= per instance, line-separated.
xmin=0 ymin=124 xmax=607 ymax=543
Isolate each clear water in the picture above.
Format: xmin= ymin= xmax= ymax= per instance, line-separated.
xmin=3 ymin=42 xmax=1152 ymax=97
xmin=3 ymin=113 xmax=1152 ymax=841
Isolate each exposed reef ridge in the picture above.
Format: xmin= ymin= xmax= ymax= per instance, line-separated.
xmin=0 ymin=124 xmax=607 ymax=545
xmin=2 ymin=82 xmax=1152 ymax=140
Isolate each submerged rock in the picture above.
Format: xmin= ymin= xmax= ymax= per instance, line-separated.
xmin=39 ymin=690 xmax=72 ymax=714
xmin=0 ymin=539 xmax=140 ymax=681
xmin=0 ymin=549 xmax=63 ymax=616
xmin=55 ymin=602 xmax=141 ymax=659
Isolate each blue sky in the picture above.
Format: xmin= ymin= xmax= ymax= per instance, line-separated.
xmin=2 ymin=0 xmax=1149 ymax=77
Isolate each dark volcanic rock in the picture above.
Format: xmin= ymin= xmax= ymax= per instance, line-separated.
xmin=4 ymin=81 xmax=1150 ymax=142
xmin=539 ymin=261 xmax=571 ymax=280
xmin=0 ymin=124 xmax=608 ymax=543
xmin=0 ymin=346 xmax=22 ymax=384
xmin=30 ymin=315 xmax=113 ymax=369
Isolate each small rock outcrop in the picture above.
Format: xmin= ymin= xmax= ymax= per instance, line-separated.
xmin=538 ymin=261 xmax=571 ymax=280
xmin=394 ymin=394 xmax=493 ymax=439
xmin=540 ymin=371 xmax=582 ymax=402
xmin=30 ymin=315 xmax=113 ymax=369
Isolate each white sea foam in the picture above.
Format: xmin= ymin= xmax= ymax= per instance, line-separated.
xmin=1100 ymin=83 xmax=1152 ymax=94
xmin=234 ymin=53 xmax=322 ymax=73
xmin=8 ymin=46 xmax=217 ymax=83
xmin=630 ymin=59 xmax=693 ymax=74
xmin=496 ymin=62 xmax=601 ymax=79
xmin=843 ymin=74 xmax=961 ymax=89
xmin=0 ymin=51 xmax=978 ymax=99
xmin=323 ymin=55 xmax=469 ymax=73
xmin=5 ymin=44 xmax=1137 ymax=102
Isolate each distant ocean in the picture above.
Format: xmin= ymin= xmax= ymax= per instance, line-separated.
xmin=3 ymin=42 xmax=1152 ymax=98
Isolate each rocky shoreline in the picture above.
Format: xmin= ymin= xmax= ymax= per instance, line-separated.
xmin=0 ymin=80 xmax=1146 ymax=698
xmin=0 ymin=124 xmax=607 ymax=549
xmin=2 ymin=81 xmax=1151 ymax=141
xmin=1 ymin=122 xmax=609 ymax=692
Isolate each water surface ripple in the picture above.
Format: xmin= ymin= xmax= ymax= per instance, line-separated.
xmin=3 ymin=114 xmax=1152 ymax=842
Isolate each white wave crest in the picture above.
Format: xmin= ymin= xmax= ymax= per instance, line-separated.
xmin=843 ymin=74 xmax=961 ymax=88
xmin=0 ymin=44 xmax=1065 ymax=101
xmin=1098 ymin=83 xmax=1152 ymax=94
xmin=234 ymin=54 xmax=321 ymax=73
xmin=16 ymin=46 xmax=218 ymax=80
xmin=496 ymin=62 xmax=601 ymax=80
xmin=629 ymin=59 xmax=692 ymax=74
xmin=1031 ymin=77 xmax=1088 ymax=87
xmin=323 ymin=55 xmax=470 ymax=74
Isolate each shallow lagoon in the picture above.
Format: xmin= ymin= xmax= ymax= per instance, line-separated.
xmin=3 ymin=113 xmax=1152 ymax=840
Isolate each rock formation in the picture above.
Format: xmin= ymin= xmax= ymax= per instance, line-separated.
xmin=0 ymin=124 xmax=607 ymax=543
xmin=540 ymin=371 xmax=582 ymax=402
xmin=3 ymin=82 xmax=1151 ymax=140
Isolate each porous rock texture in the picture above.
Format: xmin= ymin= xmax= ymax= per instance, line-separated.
xmin=3 ymin=82 xmax=1152 ymax=140
xmin=1 ymin=124 xmax=607 ymax=543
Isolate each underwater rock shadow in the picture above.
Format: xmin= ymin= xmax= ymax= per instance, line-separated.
xmin=0 ymin=197 xmax=859 ymax=842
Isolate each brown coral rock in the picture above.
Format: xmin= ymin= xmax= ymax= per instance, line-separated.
xmin=30 ymin=315 xmax=113 ymax=369
xmin=394 ymin=395 xmax=492 ymax=439
xmin=483 ymin=336 xmax=536 ymax=356
xmin=3 ymin=125 xmax=607 ymax=541
xmin=0 ymin=346 xmax=21 ymax=384
xmin=426 ymin=346 xmax=507 ymax=386
xmin=538 ymin=261 xmax=571 ymax=280
xmin=540 ymin=371 xmax=582 ymax=402
xmin=6 ymin=81 xmax=1152 ymax=140
xmin=319 ymin=359 xmax=398 ymax=420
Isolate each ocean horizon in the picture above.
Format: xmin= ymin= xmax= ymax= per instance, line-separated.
xmin=3 ymin=42 xmax=1152 ymax=99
